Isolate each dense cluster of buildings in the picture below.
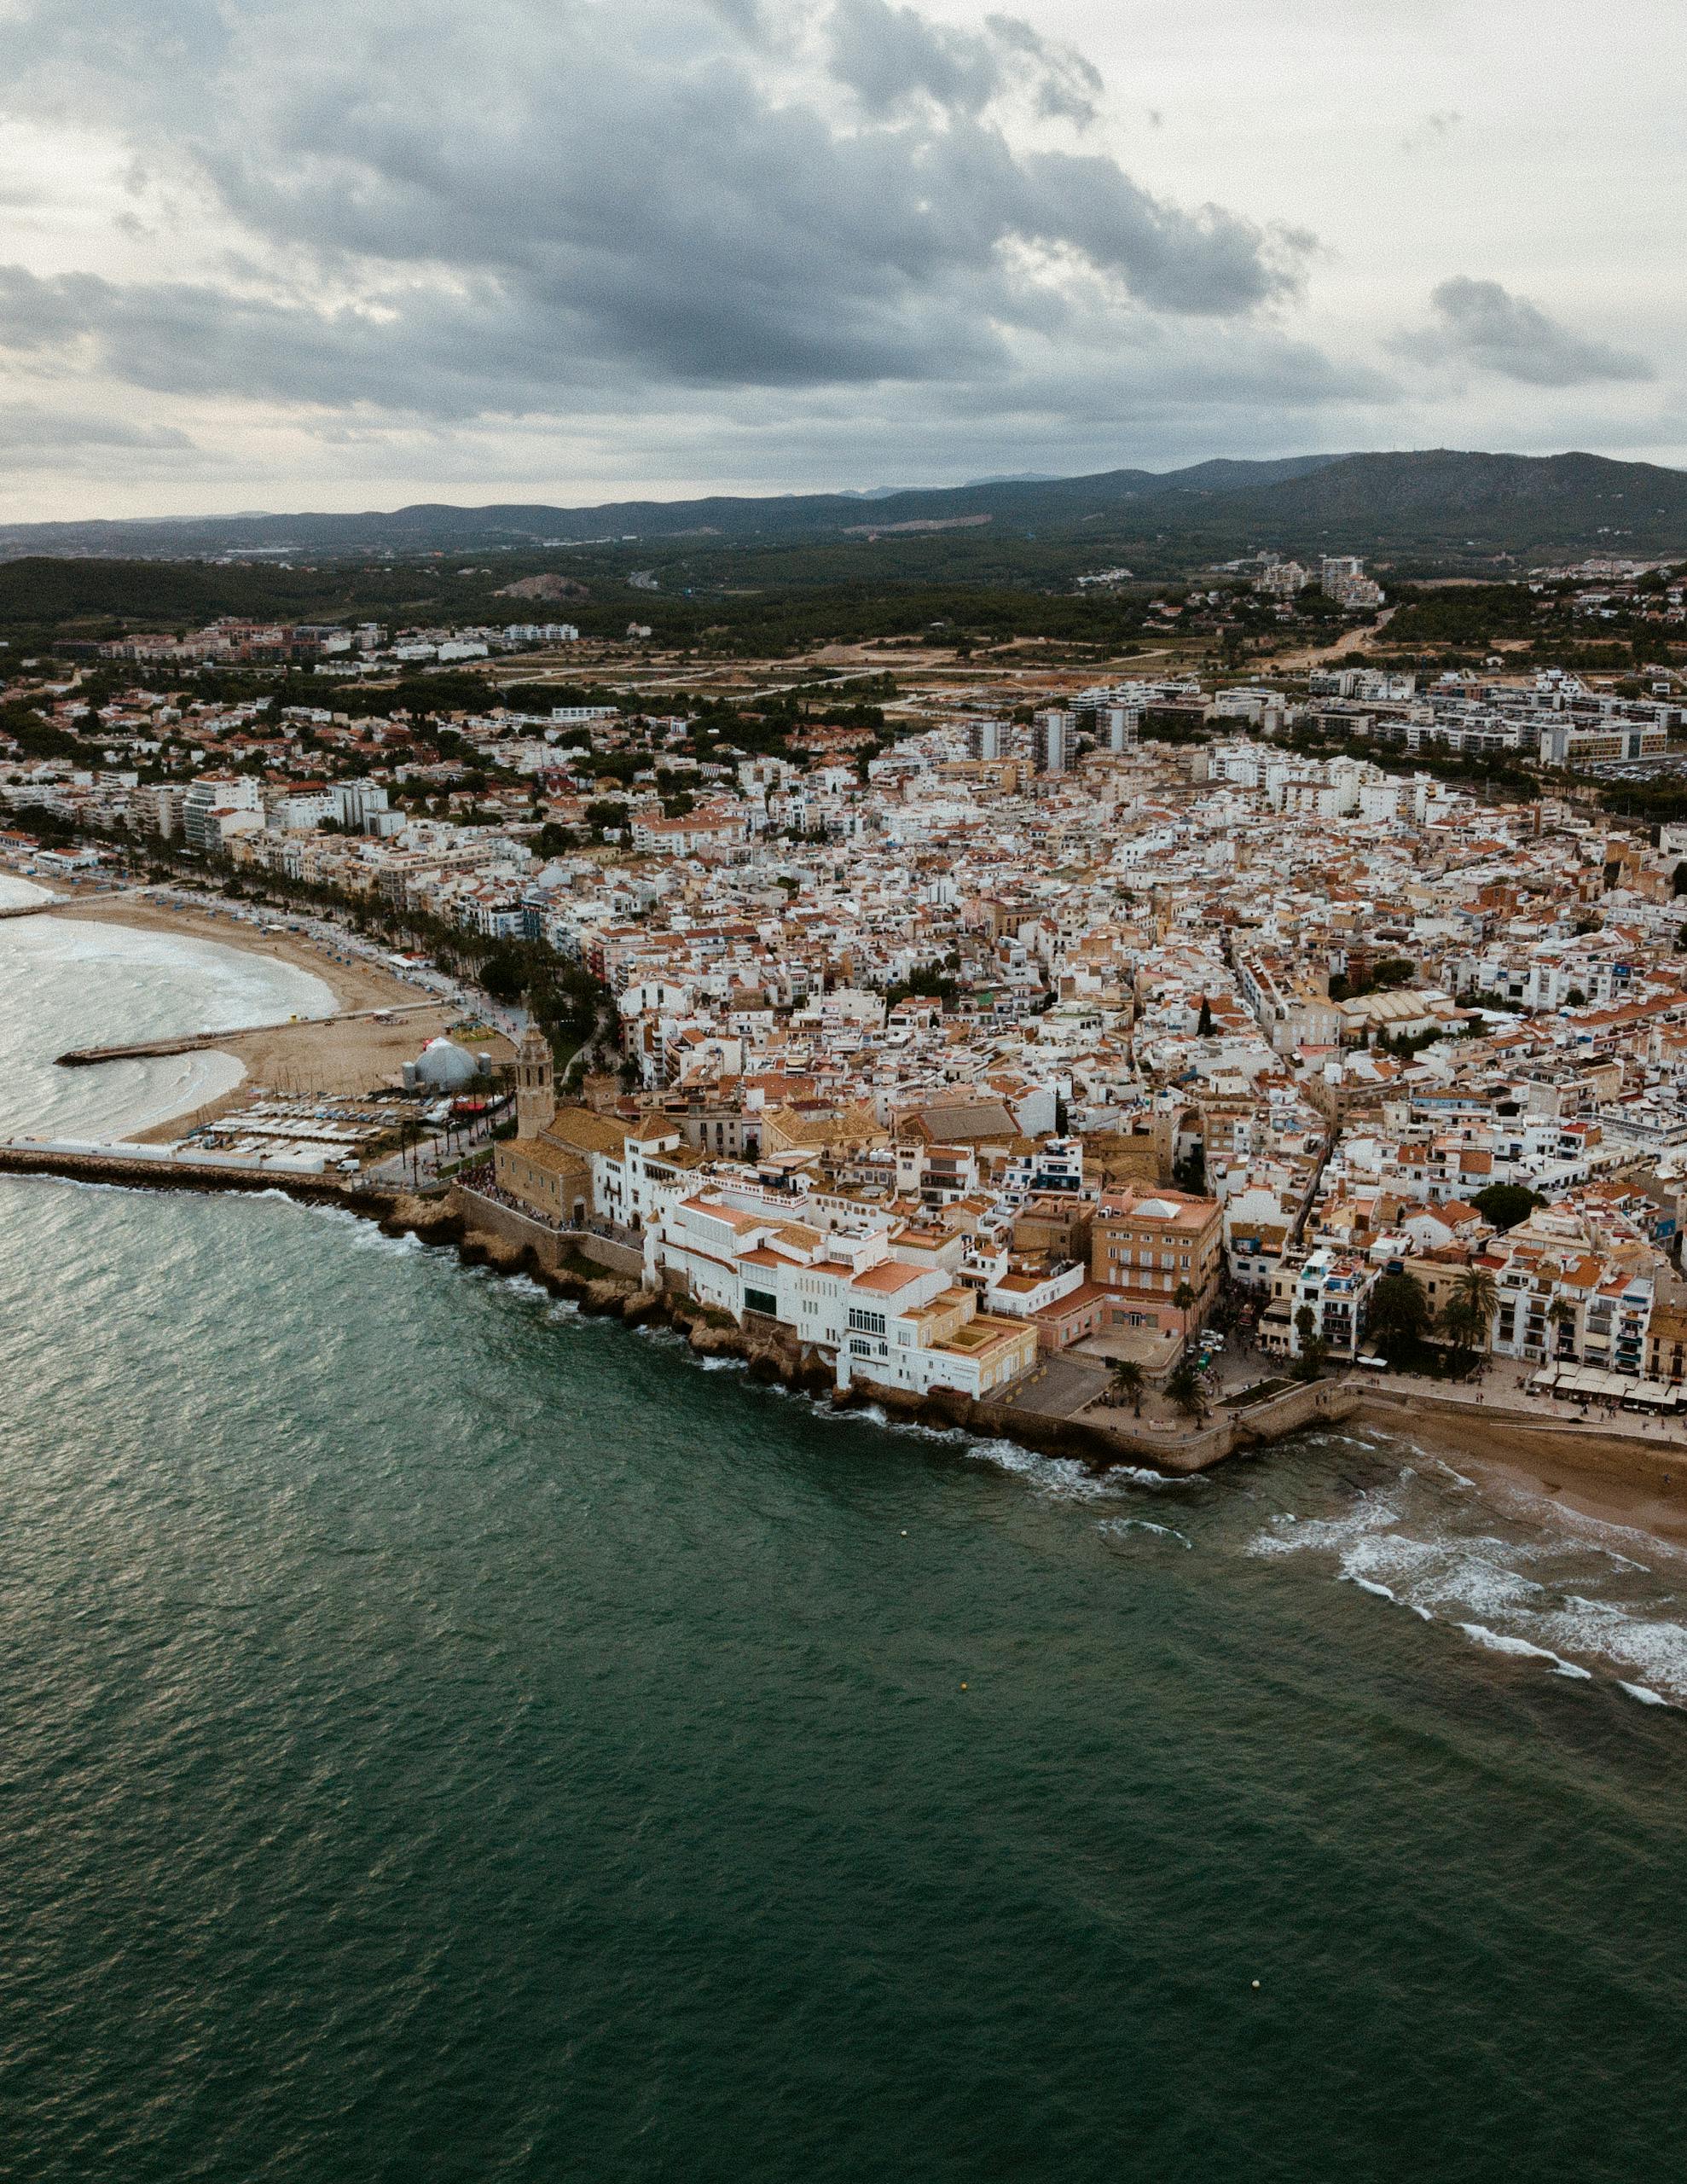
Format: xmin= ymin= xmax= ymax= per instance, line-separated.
xmin=9 ymin=649 xmax=1687 ymax=1403
xmin=1255 ymin=554 xmax=1386 ymax=609
xmin=86 ymin=617 xmax=580 ymax=671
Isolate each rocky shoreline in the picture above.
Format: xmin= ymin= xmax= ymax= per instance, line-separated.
xmin=20 ymin=1143 xmax=1672 ymax=1509
xmin=413 ymin=1188 xmax=1162 ymax=1471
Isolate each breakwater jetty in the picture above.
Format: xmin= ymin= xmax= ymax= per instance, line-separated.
xmin=0 ymin=885 xmax=144 ymax=921
xmin=55 ymin=998 xmax=439 ymax=1067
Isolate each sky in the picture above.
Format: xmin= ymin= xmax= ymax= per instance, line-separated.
xmin=0 ymin=0 xmax=1680 ymax=520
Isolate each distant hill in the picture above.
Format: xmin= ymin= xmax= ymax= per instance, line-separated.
xmin=2 ymin=449 xmax=1684 ymax=568
xmin=1182 ymin=450 xmax=1687 ymax=556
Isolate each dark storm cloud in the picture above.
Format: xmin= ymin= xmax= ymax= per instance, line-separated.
xmin=0 ymin=0 xmax=1322 ymax=427
xmin=1394 ymin=277 xmax=1654 ymax=388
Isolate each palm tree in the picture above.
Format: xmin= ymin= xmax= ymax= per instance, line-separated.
xmin=1174 ymin=1280 xmax=1197 ymax=1318
xmin=1548 ymin=1296 xmax=1577 ymax=1354
xmin=1440 ymin=1265 xmax=1498 ymax=1362
xmin=1365 ymin=1270 xmax=1431 ymax=1362
xmin=1166 ymin=1361 xmax=1209 ymax=1420
xmin=1111 ymin=1358 xmax=1145 ymax=1414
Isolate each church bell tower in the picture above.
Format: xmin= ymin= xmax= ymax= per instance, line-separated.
xmin=515 ymin=1025 xmax=556 ymax=1139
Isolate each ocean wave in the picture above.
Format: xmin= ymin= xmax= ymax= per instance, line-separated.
xmin=962 ymin=1436 xmax=1132 ymax=1501
xmin=1619 ymin=1682 xmax=1675 ymax=1709
xmin=1531 ymin=1595 xmax=1687 ymax=1701
xmin=1457 ymin=1623 xmax=1592 ymax=1678
xmin=1102 ymin=1517 xmax=1192 ymax=1549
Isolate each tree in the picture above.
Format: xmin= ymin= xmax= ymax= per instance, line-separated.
xmin=1110 ymin=1359 xmax=1145 ymax=1414
xmin=478 ymin=950 xmax=527 ymax=1003
xmin=1470 ymin=1182 xmax=1544 ymax=1234
xmin=1291 ymin=1304 xmax=1328 ymax=1381
xmin=1197 ymin=994 xmax=1215 ymax=1037
xmin=1166 ymin=1361 xmax=1209 ymax=1420
xmin=1365 ymin=1271 xmax=1431 ymax=1362
xmin=1439 ymin=1266 xmax=1498 ymax=1361
xmin=1173 ymin=1145 xmax=1206 ymax=1194
xmin=1173 ymin=1281 xmax=1197 ymax=1316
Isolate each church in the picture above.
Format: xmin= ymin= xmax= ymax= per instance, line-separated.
xmin=491 ymin=1026 xmax=629 ymax=1230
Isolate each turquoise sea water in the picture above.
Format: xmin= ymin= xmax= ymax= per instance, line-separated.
xmin=4 ymin=905 xmax=1687 ymax=2181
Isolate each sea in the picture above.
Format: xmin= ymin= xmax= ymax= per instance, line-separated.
xmin=3 ymin=875 xmax=1687 ymax=2182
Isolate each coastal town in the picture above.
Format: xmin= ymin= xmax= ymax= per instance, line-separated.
xmin=8 ymin=578 xmax=1687 ymax=1456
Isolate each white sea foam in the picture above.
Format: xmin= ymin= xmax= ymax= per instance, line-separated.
xmin=1458 ymin=1623 xmax=1591 ymax=1678
xmin=1531 ymin=1595 xmax=1687 ymax=1700
xmin=1102 ymin=1518 xmax=1192 ymax=1549
xmin=1108 ymin=1463 xmax=1209 ymax=1491
xmin=962 ymin=1437 xmax=1122 ymax=1501
xmin=1619 ymin=1682 xmax=1673 ymax=1708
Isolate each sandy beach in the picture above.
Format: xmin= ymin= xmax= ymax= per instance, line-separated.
xmin=1354 ymin=1391 xmax=1687 ymax=1549
xmin=35 ymin=888 xmax=501 ymax=1136
xmin=49 ymin=891 xmax=424 ymax=1013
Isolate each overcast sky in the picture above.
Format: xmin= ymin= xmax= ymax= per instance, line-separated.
xmin=0 ymin=0 xmax=1679 ymax=519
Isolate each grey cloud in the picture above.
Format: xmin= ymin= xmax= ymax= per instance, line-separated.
xmin=1400 ymin=108 xmax=1459 ymax=154
xmin=0 ymin=400 xmax=196 ymax=474
xmin=0 ymin=0 xmax=1379 ymax=502
xmin=0 ymin=2 xmax=1310 ymax=409
xmin=984 ymin=15 xmax=1103 ymax=125
xmin=1394 ymin=276 xmax=1654 ymax=387
xmin=826 ymin=2 xmax=1099 ymax=125
xmin=826 ymin=0 xmax=1004 ymax=114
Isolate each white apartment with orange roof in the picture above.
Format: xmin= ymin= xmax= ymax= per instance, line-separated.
xmin=648 ymin=1191 xmax=1036 ymax=1399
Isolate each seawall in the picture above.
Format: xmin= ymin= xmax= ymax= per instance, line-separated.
xmin=8 ymin=1144 xmax=1564 ymax=1487
xmin=441 ymin=1182 xmax=1367 ymax=1475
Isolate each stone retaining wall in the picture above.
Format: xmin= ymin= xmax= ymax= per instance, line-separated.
xmin=449 ymin=1184 xmax=645 ymax=1279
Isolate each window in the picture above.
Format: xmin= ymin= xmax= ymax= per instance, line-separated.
xmin=848 ymin=1307 xmax=887 ymax=1337
xmin=744 ymin=1287 xmax=779 ymax=1317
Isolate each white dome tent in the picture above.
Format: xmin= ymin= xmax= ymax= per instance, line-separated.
xmin=409 ymin=1037 xmax=484 ymax=1092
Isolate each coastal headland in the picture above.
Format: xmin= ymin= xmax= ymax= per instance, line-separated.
xmin=3 ymin=1129 xmax=1684 ymax=1554
xmin=6 ymin=874 xmax=1684 ymax=1558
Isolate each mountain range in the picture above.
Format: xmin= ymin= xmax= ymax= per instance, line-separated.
xmin=3 ymin=450 xmax=1684 ymax=568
